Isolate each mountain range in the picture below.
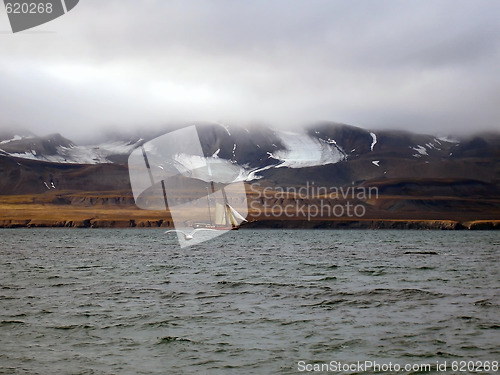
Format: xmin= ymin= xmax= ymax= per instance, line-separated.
xmin=0 ymin=122 xmax=499 ymax=228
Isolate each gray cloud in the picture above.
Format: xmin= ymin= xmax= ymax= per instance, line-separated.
xmin=0 ymin=0 xmax=498 ymax=141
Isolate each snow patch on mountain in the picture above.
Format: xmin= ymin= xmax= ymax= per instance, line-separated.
xmin=268 ymin=130 xmax=345 ymax=168
xmin=370 ymin=132 xmax=377 ymax=151
xmin=324 ymin=137 xmax=337 ymax=145
xmin=173 ymin=153 xmax=248 ymax=183
xmin=173 ymin=153 xmax=207 ymax=172
xmin=438 ymin=136 xmax=459 ymax=143
xmin=240 ymin=164 xmax=276 ymax=181
xmin=232 ymin=144 xmax=237 ymax=160
xmin=426 ymin=142 xmax=440 ymax=150
xmin=173 ymin=149 xmax=293 ymax=182
xmin=411 ymin=145 xmax=428 ymax=156
xmin=94 ymin=140 xmax=143 ymax=155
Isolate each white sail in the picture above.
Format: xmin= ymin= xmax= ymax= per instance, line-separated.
xmin=226 ymin=205 xmax=236 ymax=226
xmin=227 ymin=204 xmax=247 ymax=223
xmin=214 ymin=202 xmax=226 ymax=225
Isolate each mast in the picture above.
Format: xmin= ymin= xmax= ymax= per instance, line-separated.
xmin=221 ymin=187 xmax=235 ymax=227
xmin=206 ymin=186 xmax=212 ymax=225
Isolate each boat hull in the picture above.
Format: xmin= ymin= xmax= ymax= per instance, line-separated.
xmin=192 ymin=223 xmax=240 ymax=230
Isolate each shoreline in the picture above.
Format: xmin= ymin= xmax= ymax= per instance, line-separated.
xmin=1 ymin=191 xmax=498 ymax=230
xmin=1 ymin=218 xmax=498 ymax=230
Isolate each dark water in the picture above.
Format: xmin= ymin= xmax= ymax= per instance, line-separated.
xmin=0 ymin=229 xmax=498 ymax=374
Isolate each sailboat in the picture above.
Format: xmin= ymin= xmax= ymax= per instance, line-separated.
xmin=193 ymin=187 xmax=247 ymax=230
xmin=129 ymin=126 xmax=249 ymax=242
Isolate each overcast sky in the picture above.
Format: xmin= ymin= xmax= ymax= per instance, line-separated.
xmin=0 ymin=0 xmax=499 ymax=141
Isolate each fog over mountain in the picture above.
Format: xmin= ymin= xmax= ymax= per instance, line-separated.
xmin=1 ymin=0 xmax=499 ymax=141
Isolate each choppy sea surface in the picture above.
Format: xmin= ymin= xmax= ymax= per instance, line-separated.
xmin=0 ymin=229 xmax=498 ymax=375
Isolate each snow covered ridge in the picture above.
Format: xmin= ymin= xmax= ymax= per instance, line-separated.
xmin=267 ymin=130 xmax=346 ymax=169
xmin=3 ymin=124 xmax=477 ymax=182
xmin=0 ymin=134 xmax=34 ymax=145
xmin=6 ymin=140 xmax=143 ymax=164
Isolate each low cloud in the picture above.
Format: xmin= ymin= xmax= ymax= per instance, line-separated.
xmin=0 ymin=0 xmax=498 ymax=140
